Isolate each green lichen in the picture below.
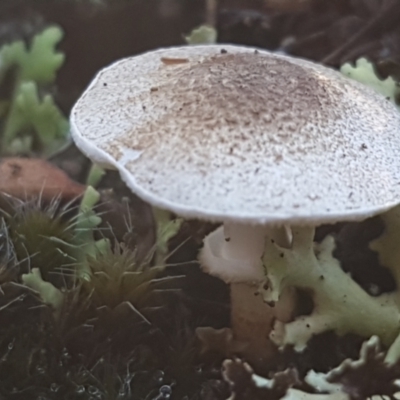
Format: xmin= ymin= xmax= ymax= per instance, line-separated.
xmin=306 ymin=335 xmax=400 ymax=399
xmin=185 ymin=25 xmax=217 ymax=45
xmin=0 ymin=26 xmax=64 ymax=84
xmin=262 ymin=227 xmax=400 ymax=351
xmin=370 ymin=205 xmax=400 ymax=364
xmin=340 ymin=58 xmax=400 ymax=109
xmin=4 ymin=82 xmax=68 ymax=155
xmin=69 ymin=186 xmax=110 ymax=282
xmin=386 ymin=329 xmax=400 ymax=365
xmin=152 ymin=207 xmax=183 ymax=266
xmin=369 ymin=205 xmax=400 ymax=289
xmin=22 ymin=268 xmax=64 ymax=313
xmin=0 ymin=26 xmax=69 ymax=156
xmin=86 ymin=163 xmax=106 ymax=187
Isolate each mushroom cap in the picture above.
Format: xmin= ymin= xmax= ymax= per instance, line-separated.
xmin=70 ymin=44 xmax=400 ymax=225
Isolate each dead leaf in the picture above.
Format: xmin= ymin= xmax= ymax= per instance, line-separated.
xmin=0 ymin=157 xmax=86 ymax=202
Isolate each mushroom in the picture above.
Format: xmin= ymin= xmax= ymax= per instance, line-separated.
xmin=70 ymin=44 xmax=400 ymax=363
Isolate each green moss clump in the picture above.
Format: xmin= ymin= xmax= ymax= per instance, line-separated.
xmin=80 ymin=242 xmax=164 ymax=310
xmin=6 ymin=199 xmax=76 ymax=284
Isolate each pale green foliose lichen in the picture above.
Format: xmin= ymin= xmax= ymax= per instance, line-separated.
xmin=370 ymin=206 xmax=400 ymax=364
xmin=86 ymin=163 xmax=106 ymax=187
xmin=305 ymin=336 xmax=379 ymax=394
xmin=0 ymin=26 xmax=69 ymax=155
xmin=262 ymin=226 xmax=400 ymax=352
xmin=0 ymin=26 xmax=64 ymax=84
xmin=185 ymin=25 xmax=217 ymax=45
xmin=152 ymin=207 xmax=183 ymax=266
xmin=340 ymin=58 xmax=399 ymax=109
xmin=22 ymin=268 xmax=64 ymax=314
xmin=369 ymin=205 xmax=400 ymax=290
xmin=74 ymin=186 xmax=110 ymax=279
xmin=386 ymin=329 xmax=400 ymax=365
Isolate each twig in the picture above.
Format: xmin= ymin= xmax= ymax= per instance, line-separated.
xmin=321 ymin=0 xmax=400 ymax=65
xmin=206 ymin=0 xmax=218 ymax=27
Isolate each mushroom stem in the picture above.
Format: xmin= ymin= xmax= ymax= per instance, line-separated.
xmin=221 ymin=223 xmax=268 ymax=266
xmin=205 ymin=0 xmax=218 ymax=27
xmin=230 ymin=282 xmax=277 ymax=365
xmin=267 ymin=225 xmax=293 ymax=248
xmin=200 ymin=223 xmax=296 ymax=364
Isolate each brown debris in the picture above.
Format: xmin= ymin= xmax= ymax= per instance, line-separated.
xmin=160 ymin=57 xmax=190 ymax=65
xmin=196 ymin=327 xmax=249 ymax=359
xmin=0 ymin=157 xmax=86 ymax=202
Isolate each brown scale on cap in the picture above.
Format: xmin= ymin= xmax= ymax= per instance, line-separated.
xmin=125 ymin=52 xmax=339 ymax=152
xmin=71 ymin=45 xmax=400 ymax=225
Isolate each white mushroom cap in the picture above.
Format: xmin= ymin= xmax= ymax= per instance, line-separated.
xmin=70 ymin=44 xmax=400 ymax=225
